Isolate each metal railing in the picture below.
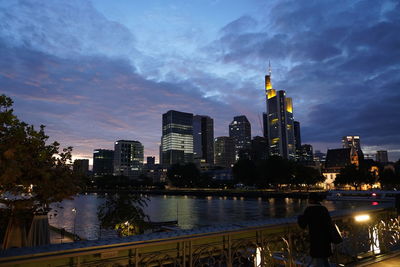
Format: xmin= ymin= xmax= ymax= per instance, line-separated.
xmin=0 ymin=205 xmax=399 ymax=267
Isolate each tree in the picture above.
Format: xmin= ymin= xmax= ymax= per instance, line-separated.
xmin=167 ymin=163 xmax=201 ymax=187
xmin=334 ymin=164 xmax=373 ymax=189
xmin=294 ymin=164 xmax=324 ymax=189
xmin=0 ymin=94 xmax=81 ymax=247
xmin=379 ymin=168 xmax=398 ymax=190
xmin=264 ymin=156 xmax=295 ymax=188
xmin=232 ymin=159 xmax=257 ymax=185
xmin=97 ymin=193 xmax=149 ymax=236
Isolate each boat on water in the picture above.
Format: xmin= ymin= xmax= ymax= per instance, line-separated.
xmin=327 ymin=190 xmax=400 ymax=202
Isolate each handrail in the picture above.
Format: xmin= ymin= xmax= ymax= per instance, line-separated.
xmin=0 ymin=203 xmax=395 ymax=267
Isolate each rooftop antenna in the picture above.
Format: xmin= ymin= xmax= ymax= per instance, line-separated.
xmin=268 ymin=60 xmax=272 ymax=76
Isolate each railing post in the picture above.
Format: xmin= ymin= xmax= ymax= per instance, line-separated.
xmin=189 ymin=240 xmax=193 ymax=267
xmin=182 ymin=241 xmax=186 ymax=267
xmin=227 ymin=234 xmax=232 ymax=267
xmin=135 ymin=248 xmax=139 ymax=267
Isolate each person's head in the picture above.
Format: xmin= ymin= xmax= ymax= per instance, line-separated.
xmin=309 ymin=192 xmax=322 ymax=204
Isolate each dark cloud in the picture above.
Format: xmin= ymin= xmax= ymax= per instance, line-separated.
xmin=209 ymin=0 xmax=400 ymax=159
xmin=1 ymin=0 xmax=399 ymax=161
xmin=0 ymin=37 xmax=236 ymax=160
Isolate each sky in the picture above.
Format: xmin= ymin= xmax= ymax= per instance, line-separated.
xmin=1 ymin=0 xmax=399 ymax=164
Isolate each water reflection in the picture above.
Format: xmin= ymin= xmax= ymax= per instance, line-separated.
xmin=50 ymin=194 xmax=374 ymax=240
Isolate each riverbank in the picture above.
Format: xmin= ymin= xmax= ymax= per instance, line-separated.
xmin=84 ymin=188 xmax=326 ymax=199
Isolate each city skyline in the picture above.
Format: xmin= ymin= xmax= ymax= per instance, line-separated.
xmin=1 ymin=0 xmax=399 ymax=163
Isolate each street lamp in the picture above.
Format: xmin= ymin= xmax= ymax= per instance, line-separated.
xmin=72 ymin=208 xmax=77 ymax=240
xmin=125 ymin=221 xmax=130 ymax=236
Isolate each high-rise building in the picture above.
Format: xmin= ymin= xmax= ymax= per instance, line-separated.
xmin=229 ymin=115 xmax=251 ymax=160
xmin=214 ymin=137 xmax=235 ymax=168
xmin=376 ymin=150 xmax=388 ymax=164
xmin=73 ymin=159 xmax=89 ymax=176
xmin=161 ymin=110 xmax=193 ymax=165
xmin=114 ymin=140 xmax=144 ymax=179
xmin=193 ymin=115 xmax=214 ymax=165
xmin=264 ymin=64 xmax=296 ymax=159
xmin=147 ymin=156 xmax=155 ymax=165
xmin=342 ymin=135 xmax=364 ymax=166
xmin=314 ymin=150 xmax=326 ymax=162
xmin=294 ymin=121 xmax=301 ymax=149
xmin=299 ymin=144 xmax=314 ymax=162
xmin=93 ymin=149 xmax=114 ymax=176
xmin=251 ymin=136 xmax=268 ymax=161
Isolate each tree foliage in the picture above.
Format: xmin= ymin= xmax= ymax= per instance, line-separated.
xmin=379 ymin=168 xmax=398 ymax=190
xmin=167 ymin=163 xmax=212 ymax=187
xmin=334 ymin=164 xmax=373 ymax=189
xmin=97 ymin=193 xmax=149 ymax=236
xmin=232 ymin=159 xmax=256 ymax=185
xmin=0 ymin=94 xmax=81 ymax=211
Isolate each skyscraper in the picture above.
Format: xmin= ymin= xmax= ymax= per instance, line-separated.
xmin=229 ymin=115 xmax=251 ymax=160
xmin=376 ymin=150 xmax=388 ymax=164
xmin=251 ymin=136 xmax=268 ymax=161
xmin=73 ymin=159 xmax=89 ymax=176
xmin=114 ymin=140 xmax=144 ymax=179
xmin=93 ymin=149 xmax=114 ymax=176
xmin=193 ymin=115 xmax=214 ymax=165
xmin=264 ymin=64 xmax=296 ymax=159
xmin=161 ymin=110 xmax=193 ymax=165
xmin=214 ymin=137 xmax=235 ymax=168
xmin=342 ymin=135 xmax=364 ymax=166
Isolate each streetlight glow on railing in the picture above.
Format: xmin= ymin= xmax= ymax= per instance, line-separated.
xmin=355 ymin=214 xmax=370 ymax=222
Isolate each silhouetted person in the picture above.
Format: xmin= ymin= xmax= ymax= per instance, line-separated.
xmin=298 ymin=193 xmax=332 ymax=267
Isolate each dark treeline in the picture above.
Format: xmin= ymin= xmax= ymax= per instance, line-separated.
xmin=335 ymin=160 xmax=400 ymax=190
xmin=90 ymin=157 xmax=400 ymax=191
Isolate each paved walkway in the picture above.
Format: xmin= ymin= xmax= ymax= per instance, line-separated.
xmin=357 ymin=252 xmax=400 ymax=266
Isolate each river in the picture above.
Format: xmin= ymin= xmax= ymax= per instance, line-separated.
xmin=49 ymin=194 xmax=377 ymax=240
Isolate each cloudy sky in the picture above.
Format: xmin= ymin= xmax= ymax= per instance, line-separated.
xmin=1 ymin=0 xmax=399 ymax=164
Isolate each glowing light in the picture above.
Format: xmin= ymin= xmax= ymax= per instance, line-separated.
xmin=372 ymin=193 xmax=377 ymax=197
xmin=256 ymin=247 xmax=262 ymax=266
xmin=286 ymin=98 xmax=293 ymax=113
xmin=372 ymin=202 xmax=379 ymax=206
xmin=267 ymin=89 xmax=276 ymax=99
xmin=355 ymin=214 xmax=370 ymax=222
xmin=370 ymin=227 xmax=381 ymax=254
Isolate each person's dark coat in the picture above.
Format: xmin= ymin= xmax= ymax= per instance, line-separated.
xmin=298 ymin=203 xmax=333 ymax=258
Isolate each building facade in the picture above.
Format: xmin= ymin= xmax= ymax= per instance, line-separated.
xmin=342 ymin=135 xmax=364 ymax=166
xmin=251 ymin=136 xmax=269 ymax=161
xmin=299 ymin=144 xmax=314 ymax=163
xmin=161 ymin=110 xmax=194 ymax=165
xmin=214 ymin=136 xmax=236 ymax=168
xmin=376 ymin=150 xmax=389 ymax=164
xmin=114 ymin=140 xmax=144 ymax=179
xmin=229 ymin=115 xmax=251 ymax=160
xmin=193 ymin=115 xmax=214 ymax=165
xmin=93 ymin=149 xmax=114 ymax=176
xmin=73 ymin=159 xmax=89 ymax=176
xmin=264 ymin=66 xmax=296 ymax=160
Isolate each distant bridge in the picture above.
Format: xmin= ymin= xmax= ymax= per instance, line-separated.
xmin=1 ymin=204 xmax=399 ymax=266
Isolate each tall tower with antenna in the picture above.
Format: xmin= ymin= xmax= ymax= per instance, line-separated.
xmin=263 ymin=63 xmax=296 ymax=160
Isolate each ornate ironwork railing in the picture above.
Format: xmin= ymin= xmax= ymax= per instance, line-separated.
xmin=0 ymin=205 xmax=399 ymax=267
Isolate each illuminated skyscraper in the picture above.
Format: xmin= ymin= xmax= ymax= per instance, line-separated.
xmin=342 ymin=135 xmax=364 ymax=166
xmin=114 ymin=140 xmax=144 ymax=179
xmin=93 ymin=149 xmax=114 ymax=176
xmin=264 ymin=64 xmax=296 ymax=159
xmin=161 ymin=110 xmax=193 ymax=165
xmin=229 ymin=115 xmax=251 ymax=160
xmin=214 ymin=136 xmax=235 ymax=168
xmin=193 ymin=115 xmax=214 ymax=164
